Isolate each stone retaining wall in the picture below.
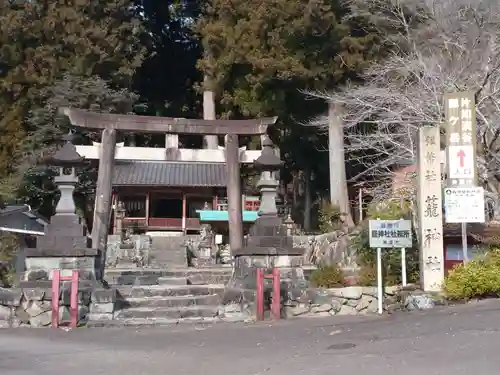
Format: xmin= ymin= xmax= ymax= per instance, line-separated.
xmin=0 ymin=285 xmax=117 ymax=328
xmin=287 ymin=285 xmax=440 ymax=317
xmin=221 ymin=284 xmax=440 ymax=321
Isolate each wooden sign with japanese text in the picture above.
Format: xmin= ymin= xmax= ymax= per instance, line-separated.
xmin=444 ymin=92 xmax=477 ymax=187
xmin=417 ymin=126 xmax=445 ymax=292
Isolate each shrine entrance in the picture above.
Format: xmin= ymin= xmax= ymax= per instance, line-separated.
xmin=61 ymin=107 xmax=277 ymax=278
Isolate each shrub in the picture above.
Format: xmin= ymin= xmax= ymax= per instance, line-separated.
xmin=310 ymin=265 xmax=345 ymax=288
xmin=357 ymin=264 xmax=377 ymax=286
xmin=318 ymin=201 xmax=344 ymax=233
xmin=0 ymin=232 xmax=18 ymax=287
xmin=444 ymin=248 xmax=500 ymax=300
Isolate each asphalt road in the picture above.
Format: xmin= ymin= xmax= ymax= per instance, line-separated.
xmin=1 ymin=300 xmax=500 ymax=375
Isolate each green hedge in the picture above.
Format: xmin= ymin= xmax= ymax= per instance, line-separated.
xmin=444 ymin=248 xmax=500 ymax=300
xmin=310 ymin=265 xmax=345 ymax=288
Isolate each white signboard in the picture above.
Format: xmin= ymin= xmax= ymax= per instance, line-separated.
xmin=444 ymin=187 xmax=485 ymax=223
xmin=368 ymin=220 xmax=413 ymax=248
xmin=447 ymin=145 xmax=475 ymax=181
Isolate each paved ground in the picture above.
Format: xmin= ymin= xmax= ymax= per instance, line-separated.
xmin=2 ymin=300 xmax=500 ymax=375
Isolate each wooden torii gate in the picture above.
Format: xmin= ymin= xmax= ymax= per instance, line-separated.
xmin=60 ymin=108 xmax=276 ymax=277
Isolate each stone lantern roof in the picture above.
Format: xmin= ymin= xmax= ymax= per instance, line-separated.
xmin=46 ymin=133 xmax=86 ymax=166
xmin=254 ymin=137 xmax=284 ymax=171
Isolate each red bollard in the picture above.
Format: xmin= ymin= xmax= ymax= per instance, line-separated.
xmin=51 ymin=270 xmax=79 ymax=328
xmin=256 ymin=268 xmax=265 ymax=321
xmin=271 ymin=268 xmax=281 ymax=319
xmin=255 ymin=268 xmax=281 ymax=321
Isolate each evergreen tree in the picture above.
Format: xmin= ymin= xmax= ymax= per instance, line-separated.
xmin=22 ymin=73 xmax=139 ymax=218
xmin=196 ymin=0 xmax=380 ymax=227
xmin=0 ymin=0 xmax=147 ymax=197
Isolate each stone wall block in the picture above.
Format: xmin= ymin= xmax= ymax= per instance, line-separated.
xmin=87 ymin=312 xmax=113 ymax=321
xmin=60 ymin=288 xmax=91 ymax=306
xmin=26 ymin=300 xmax=52 ymax=317
xmin=91 ymin=288 xmax=117 ymax=304
xmin=29 ymin=311 xmax=52 ymax=327
xmin=90 ymin=302 xmax=114 ymax=314
xmin=0 ymin=305 xmax=12 ymax=320
xmin=329 ymin=286 xmax=363 ymax=300
xmin=0 ymin=288 xmax=22 ymax=306
xmin=59 ymin=304 xmax=89 ymax=323
xmin=23 ymin=288 xmax=46 ymax=301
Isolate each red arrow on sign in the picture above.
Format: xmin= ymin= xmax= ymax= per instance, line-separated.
xmin=457 ymin=149 xmax=466 ymax=168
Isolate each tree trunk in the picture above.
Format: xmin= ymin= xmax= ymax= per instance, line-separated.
xmin=328 ymin=102 xmax=354 ymax=228
xmin=303 ymin=170 xmax=312 ymax=231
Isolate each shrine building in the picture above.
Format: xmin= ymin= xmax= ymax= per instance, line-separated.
xmin=75 ymin=140 xmax=271 ymax=237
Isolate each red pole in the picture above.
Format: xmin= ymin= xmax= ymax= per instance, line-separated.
xmin=271 ymin=268 xmax=281 ymax=320
xmin=51 ymin=270 xmax=61 ymax=328
xmin=69 ymin=270 xmax=79 ymax=328
xmin=256 ymin=268 xmax=264 ymax=321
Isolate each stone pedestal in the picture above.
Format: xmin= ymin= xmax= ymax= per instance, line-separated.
xmin=229 ymin=216 xmax=306 ymax=287
xmin=24 ymin=215 xmax=98 ymax=282
xmin=106 ymin=234 xmax=151 ymax=268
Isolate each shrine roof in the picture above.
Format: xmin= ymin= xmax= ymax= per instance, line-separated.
xmin=444 ymin=222 xmax=500 ymax=244
xmin=0 ymin=205 xmax=48 ymax=235
xmin=113 ymin=161 xmax=227 ymax=187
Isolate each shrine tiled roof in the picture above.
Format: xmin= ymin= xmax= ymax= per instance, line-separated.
xmin=0 ymin=205 xmax=48 ymax=235
xmin=113 ymin=161 xmax=227 ymax=187
xmin=444 ymin=222 xmax=500 ymax=244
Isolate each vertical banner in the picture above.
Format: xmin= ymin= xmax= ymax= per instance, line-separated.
xmin=444 ymin=92 xmax=478 ymax=187
xmin=417 ymin=126 xmax=445 ymax=291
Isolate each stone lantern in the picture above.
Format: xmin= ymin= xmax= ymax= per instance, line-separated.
xmin=284 ymin=213 xmax=296 ymax=236
xmin=115 ymin=201 xmax=126 ymax=241
xmin=23 ymin=133 xmax=100 ymax=282
xmin=253 ymin=137 xmax=284 ymax=217
xmin=227 ymin=136 xmax=306 ymax=297
xmin=50 ymin=133 xmax=86 ymax=216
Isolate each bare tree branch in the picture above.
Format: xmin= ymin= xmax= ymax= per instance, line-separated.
xmin=307 ymin=0 xmax=500 ymax=214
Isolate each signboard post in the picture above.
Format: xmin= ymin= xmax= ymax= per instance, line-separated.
xmin=417 ymin=126 xmax=445 ymax=292
xmin=369 ymin=219 xmax=412 ymax=314
xmin=444 ymin=92 xmax=481 ymax=263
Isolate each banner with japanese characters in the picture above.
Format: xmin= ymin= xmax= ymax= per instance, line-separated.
xmin=444 ymin=91 xmax=478 ymax=187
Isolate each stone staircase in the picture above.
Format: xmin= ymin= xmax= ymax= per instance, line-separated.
xmin=89 ymin=267 xmax=234 ymax=327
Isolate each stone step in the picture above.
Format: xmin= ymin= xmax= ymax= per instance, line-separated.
xmin=124 ymin=294 xmax=221 ymax=308
xmin=115 ymin=284 xmax=225 ymax=298
xmin=114 ymin=305 xmax=220 ymax=320
xmin=86 ymin=316 xmax=229 ymax=328
xmin=163 ymin=267 xmax=233 ymax=276
xmin=164 ymin=268 xmax=233 ymax=285
xmin=105 ymin=269 xmax=168 ymax=277
xmin=105 ymin=274 xmax=160 ymax=286
xmin=187 ymin=275 xmax=232 ymax=286
xmin=157 ymin=276 xmax=188 ymax=286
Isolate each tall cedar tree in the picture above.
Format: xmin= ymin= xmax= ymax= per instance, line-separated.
xmin=196 ymin=0 xmax=380 ymax=214
xmin=0 ymin=0 xmax=147 ymax=197
xmin=133 ymin=0 xmax=203 ymax=118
